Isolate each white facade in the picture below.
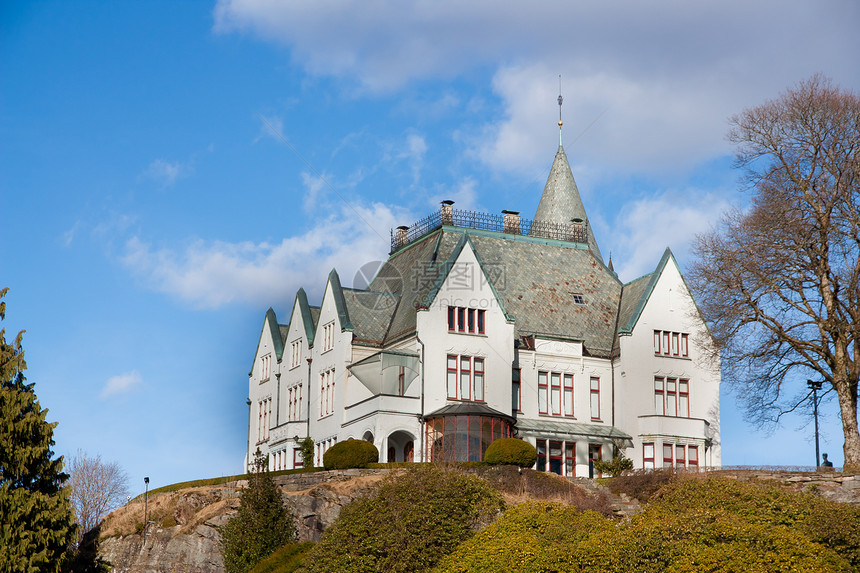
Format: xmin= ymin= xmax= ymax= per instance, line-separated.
xmin=245 ymin=145 xmax=721 ymax=476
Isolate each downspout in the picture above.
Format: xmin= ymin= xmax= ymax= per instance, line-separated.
xmin=306 ymin=357 xmax=313 ymax=440
xmin=417 ymin=335 xmax=425 ymax=462
xmin=245 ymin=395 xmax=252 ymax=472
xmin=275 ymin=373 xmax=281 ymax=426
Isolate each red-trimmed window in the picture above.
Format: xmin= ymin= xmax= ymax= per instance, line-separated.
xmin=549 ymin=441 xmax=563 ymax=475
xmin=688 ymin=446 xmax=699 ymax=468
xmin=676 ymin=444 xmax=686 ymax=467
xmin=448 ymin=307 xmax=487 ymax=335
xmin=655 ymin=377 xmax=665 ymax=415
xmin=473 ymin=358 xmax=484 ymax=401
xmin=512 ymin=368 xmax=521 ymax=413
xmin=588 ymin=444 xmax=602 ymax=476
xmin=293 ymin=449 xmax=303 ymax=469
xmin=590 ymin=377 xmax=600 ymax=420
xmin=447 ymin=355 xmax=457 ymax=399
xmin=397 ymin=366 xmax=405 ymax=396
xmin=563 ymin=374 xmax=574 ymax=417
xmin=460 ymin=356 xmax=471 ymax=400
xmin=536 ymin=439 xmax=547 ymax=471
xmin=551 ymin=373 xmax=561 ymax=415
xmin=679 ymin=379 xmax=689 ymax=417
xmin=666 ymin=378 xmax=677 ymax=416
xmin=654 ymin=330 xmax=690 ymax=358
xmin=643 ymin=443 xmax=655 ymax=469
xmin=663 ymin=444 xmax=673 ymax=467
xmin=565 ymin=442 xmax=576 ymax=477
xmin=538 ymin=372 xmax=548 ymax=414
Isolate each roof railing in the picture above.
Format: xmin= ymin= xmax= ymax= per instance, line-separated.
xmin=390 ymin=207 xmax=588 ymax=253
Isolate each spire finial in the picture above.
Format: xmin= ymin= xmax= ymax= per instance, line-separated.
xmin=557 ymin=75 xmax=564 ymax=146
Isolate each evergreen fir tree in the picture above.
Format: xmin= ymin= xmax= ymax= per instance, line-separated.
xmin=220 ymin=450 xmax=296 ymax=573
xmin=0 ymin=288 xmax=76 ymax=572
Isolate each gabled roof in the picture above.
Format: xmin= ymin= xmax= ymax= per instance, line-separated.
xmin=616 ymin=247 xmax=679 ymax=335
xmin=533 ymin=145 xmax=602 ymax=261
xmin=294 ymin=288 xmax=317 ymax=345
xmin=249 ymin=307 xmax=286 ymax=374
xmin=366 ymin=226 xmax=621 ymax=355
xmin=326 ymin=269 xmax=354 ymax=332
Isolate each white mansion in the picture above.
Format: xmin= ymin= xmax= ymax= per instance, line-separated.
xmin=245 ymin=141 xmax=721 ymax=476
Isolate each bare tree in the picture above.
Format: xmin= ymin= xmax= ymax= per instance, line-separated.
xmin=67 ymin=450 xmax=130 ymax=539
xmin=689 ymin=75 xmax=860 ymax=471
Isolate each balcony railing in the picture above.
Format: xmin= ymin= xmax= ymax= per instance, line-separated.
xmin=390 ymin=208 xmax=588 ymax=252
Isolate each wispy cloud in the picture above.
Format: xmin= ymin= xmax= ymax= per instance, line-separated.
xmin=213 ymin=0 xmax=859 ymax=174
xmin=607 ymin=188 xmax=735 ymax=281
xmin=119 ymin=202 xmax=411 ymax=309
xmin=101 ymin=371 xmax=142 ymax=399
xmin=140 ymin=158 xmax=193 ymax=187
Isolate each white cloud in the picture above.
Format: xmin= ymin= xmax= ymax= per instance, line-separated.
xmin=607 ymin=188 xmax=735 ymax=281
xmin=213 ymin=0 xmax=859 ymax=173
xmin=427 ymin=177 xmax=480 ymax=212
xmin=140 ymin=158 xmax=192 ymax=187
xmin=120 ymin=202 xmax=412 ymax=309
xmin=101 ymin=371 xmax=142 ymax=399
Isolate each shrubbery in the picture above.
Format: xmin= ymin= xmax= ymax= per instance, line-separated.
xmin=299 ymin=465 xmax=504 ymax=573
xmin=249 ymin=542 xmax=314 ymax=573
xmin=592 ymin=452 xmax=633 ymax=477
xmin=483 ymin=438 xmax=538 ymax=467
xmin=220 ymin=453 xmax=297 ymax=573
xmin=322 ymin=439 xmax=378 ymax=470
xmin=434 ymin=476 xmax=860 ymax=573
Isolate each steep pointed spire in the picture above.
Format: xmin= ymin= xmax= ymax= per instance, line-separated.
xmin=533 ymin=145 xmax=603 ymax=261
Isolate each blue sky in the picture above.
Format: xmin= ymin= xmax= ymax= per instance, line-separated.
xmin=2 ymin=1 xmax=859 ymax=494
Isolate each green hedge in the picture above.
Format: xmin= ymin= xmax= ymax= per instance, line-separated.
xmin=322 ymin=439 xmax=379 ymax=470
xmin=484 ymin=438 xmax=538 ymax=468
xmin=300 ymin=465 xmax=505 ymax=573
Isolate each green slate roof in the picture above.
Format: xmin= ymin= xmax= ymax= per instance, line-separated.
xmin=533 ymin=145 xmax=602 ymax=261
xmin=366 ymin=226 xmax=622 ymax=356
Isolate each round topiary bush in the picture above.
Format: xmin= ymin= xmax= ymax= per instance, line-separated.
xmin=322 ymin=439 xmax=379 ymax=470
xmin=484 ymin=438 xmax=538 ymax=467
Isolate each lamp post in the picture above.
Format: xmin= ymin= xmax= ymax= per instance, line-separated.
xmin=143 ymin=477 xmax=150 ymax=546
xmin=807 ymin=380 xmax=823 ymax=468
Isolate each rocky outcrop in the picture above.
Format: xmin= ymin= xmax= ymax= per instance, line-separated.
xmin=98 ymin=469 xmax=390 ymax=573
xmin=97 ymin=468 xmax=860 ymax=572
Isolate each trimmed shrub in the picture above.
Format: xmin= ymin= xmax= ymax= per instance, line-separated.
xmin=592 ymin=453 xmax=633 ymax=477
xmin=484 ymin=438 xmax=538 ymax=468
xmin=300 ymin=465 xmax=505 ymax=573
xmin=322 ymin=439 xmax=379 ymax=470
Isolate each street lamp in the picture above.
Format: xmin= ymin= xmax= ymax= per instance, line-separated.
xmin=807 ymin=380 xmax=823 ymax=468
xmin=143 ymin=477 xmax=150 ymax=546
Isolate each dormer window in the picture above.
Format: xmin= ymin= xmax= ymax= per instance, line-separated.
xmin=572 ymin=294 xmax=585 ymax=305
xmin=447 ymin=306 xmax=486 ymax=334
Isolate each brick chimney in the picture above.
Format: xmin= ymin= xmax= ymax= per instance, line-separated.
xmin=441 ymin=200 xmax=454 ymax=226
xmin=502 ymin=210 xmax=521 ymax=234
xmin=395 ymin=225 xmax=409 ymax=248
